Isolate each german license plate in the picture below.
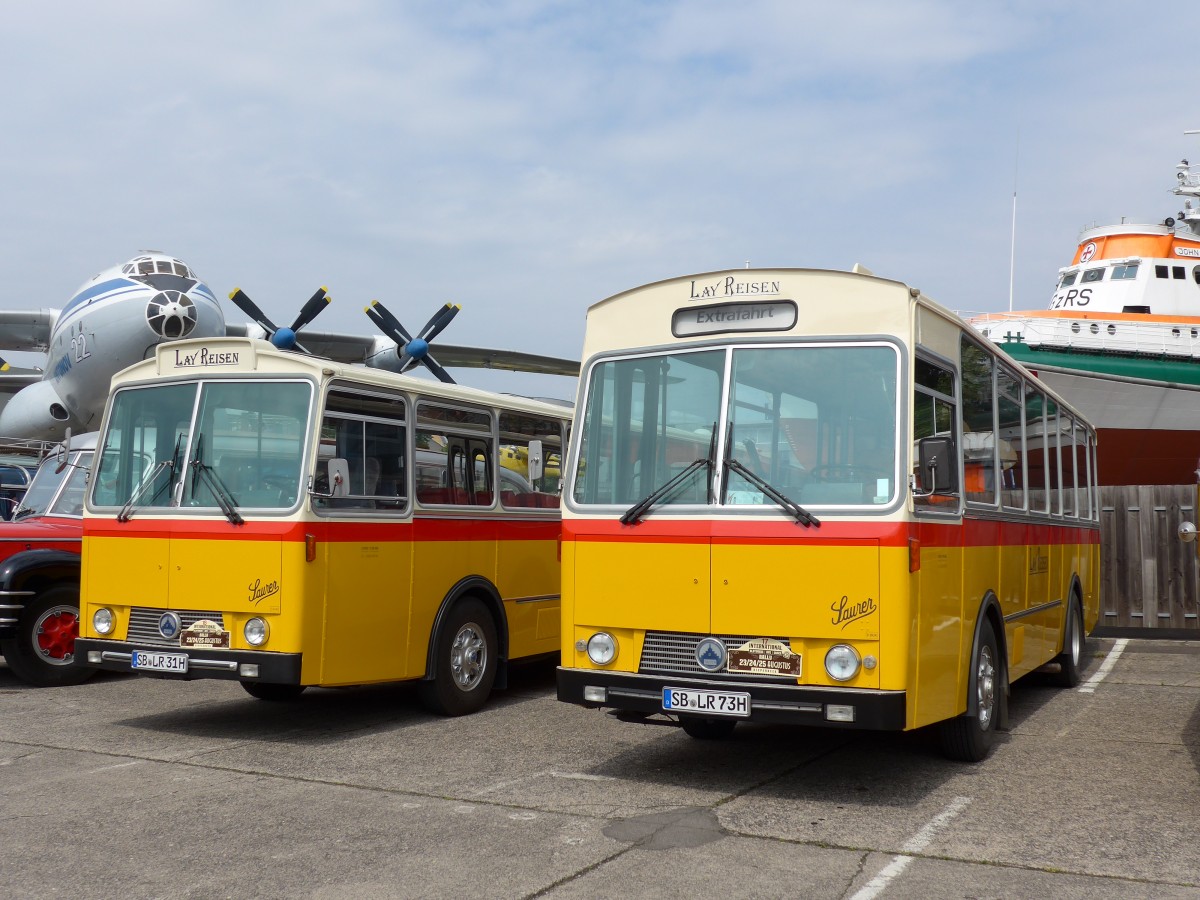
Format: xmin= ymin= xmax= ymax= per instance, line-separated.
xmin=662 ymin=687 xmax=750 ymax=717
xmin=131 ymin=650 xmax=188 ymax=673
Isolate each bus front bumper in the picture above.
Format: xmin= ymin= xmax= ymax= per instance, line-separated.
xmin=557 ymin=667 xmax=906 ymax=731
xmin=75 ymin=638 xmax=302 ymax=684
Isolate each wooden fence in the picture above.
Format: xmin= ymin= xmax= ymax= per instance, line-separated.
xmin=1099 ymin=484 xmax=1200 ymax=633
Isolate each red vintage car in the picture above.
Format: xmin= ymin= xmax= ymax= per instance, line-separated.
xmin=0 ymin=434 xmax=96 ymax=686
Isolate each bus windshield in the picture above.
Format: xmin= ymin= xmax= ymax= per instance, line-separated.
xmin=92 ymin=380 xmax=313 ymax=512
xmin=572 ymin=343 xmax=899 ymax=509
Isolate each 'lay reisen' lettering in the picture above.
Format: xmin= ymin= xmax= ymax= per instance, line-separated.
xmin=174 ymin=348 xmax=241 ymax=367
xmin=689 ymin=277 xmax=781 ymax=300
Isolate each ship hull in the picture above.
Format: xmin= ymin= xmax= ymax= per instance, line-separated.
xmin=997 ymin=344 xmax=1200 ymax=485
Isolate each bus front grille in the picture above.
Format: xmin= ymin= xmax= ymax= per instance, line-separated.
xmin=639 ymin=631 xmax=793 ymax=681
xmin=126 ymin=608 xmax=227 ymax=647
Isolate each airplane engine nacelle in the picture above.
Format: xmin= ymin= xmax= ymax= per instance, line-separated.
xmin=0 ymin=380 xmax=80 ymax=442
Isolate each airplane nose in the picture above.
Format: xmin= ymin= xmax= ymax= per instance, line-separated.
xmin=146 ymin=290 xmax=199 ymax=339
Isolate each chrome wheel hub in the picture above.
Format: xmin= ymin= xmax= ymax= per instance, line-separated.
xmin=449 ymin=623 xmax=487 ymax=691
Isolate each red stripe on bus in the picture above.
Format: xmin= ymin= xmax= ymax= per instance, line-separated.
xmin=85 ymin=516 xmax=560 ymax=543
xmin=564 ymin=517 xmax=1099 ymax=548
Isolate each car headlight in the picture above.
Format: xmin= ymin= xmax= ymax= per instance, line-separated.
xmin=92 ymin=608 xmax=114 ymax=635
xmin=586 ymin=632 xmax=617 ymax=665
xmin=244 ymin=617 xmax=269 ymax=647
xmin=825 ymin=644 xmax=861 ymax=682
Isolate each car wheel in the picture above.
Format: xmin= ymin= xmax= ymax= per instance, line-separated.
xmin=938 ymin=618 xmax=999 ymax=762
xmin=419 ymin=598 xmax=497 ymax=716
xmin=1052 ymin=597 xmax=1085 ymax=687
xmin=0 ymin=585 xmax=96 ymax=687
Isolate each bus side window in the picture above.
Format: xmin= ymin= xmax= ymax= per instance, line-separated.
xmin=912 ymin=355 xmax=957 ymax=511
xmin=499 ymin=411 xmax=565 ymax=510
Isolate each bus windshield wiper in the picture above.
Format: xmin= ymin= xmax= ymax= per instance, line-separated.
xmin=117 ymin=434 xmax=183 ymax=522
xmin=189 ymin=435 xmax=244 ymax=525
xmin=620 ymin=422 xmax=716 ymax=526
xmin=722 ymin=430 xmax=819 ymax=528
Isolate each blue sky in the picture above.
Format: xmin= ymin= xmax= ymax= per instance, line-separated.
xmin=0 ymin=2 xmax=1190 ymax=399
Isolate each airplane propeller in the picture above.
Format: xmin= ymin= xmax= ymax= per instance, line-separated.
xmin=365 ymin=300 xmax=460 ymax=383
xmin=228 ymin=286 xmax=331 ymax=353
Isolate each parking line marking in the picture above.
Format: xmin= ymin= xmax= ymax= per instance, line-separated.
xmin=1078 ymin=638 xmax=1128 ymax=694
xmin=849 ymin=796 xmax=972 ymax=900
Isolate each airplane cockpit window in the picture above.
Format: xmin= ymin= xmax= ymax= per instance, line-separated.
xmin=138 ymin=260 xmax=154 ymax=275
xmin=122 ymin=264 xmax=134 ymax=275
xmin=172 ymin=262 xmax=189 ymax=277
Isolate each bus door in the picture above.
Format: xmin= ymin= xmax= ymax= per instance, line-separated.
xmin=409 ymin=407 xmax=499 ymax=675
xmin=316 ymin=388 xmax=414 ymax=685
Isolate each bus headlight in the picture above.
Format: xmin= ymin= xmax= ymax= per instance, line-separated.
xmin=586 ymin=632 xmax=617 ymax=665
xmin=825 ymin=644 xmax=861 ymax=682
xmin=92 ymin=608 xmax=114 ymax=636
xmin=244 ymin=617 xmax=270 ymax=647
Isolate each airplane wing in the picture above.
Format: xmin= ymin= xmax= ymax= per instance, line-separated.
xmin=224 ymin=324 xmax=579 ymax=376
xmin=0 ymin=309 xmax=57 ymax=352
xmin=430 ymin=344 xmax=579 ymax=376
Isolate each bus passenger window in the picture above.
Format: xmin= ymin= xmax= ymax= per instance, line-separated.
xmin=317 ymin=386 xmax=407 ymax=513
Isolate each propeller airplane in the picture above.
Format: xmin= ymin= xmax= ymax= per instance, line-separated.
xmin=0 ymin=252 xmax=578 ymax=441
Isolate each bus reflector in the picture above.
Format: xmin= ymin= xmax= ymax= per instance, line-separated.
xmin=909 ymin=537 xmax=920 ymax=572
xmin=306 ymin=533 xmax=317 ymax=562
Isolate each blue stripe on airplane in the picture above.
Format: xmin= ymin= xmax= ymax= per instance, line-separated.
xmin=58 ymin=278 xmax=141 ymax=324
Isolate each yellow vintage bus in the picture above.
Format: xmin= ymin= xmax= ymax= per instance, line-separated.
xmin=76 ymin=336 xmax=569 ymax=713
xmin=557 ymin=268 xmax=1100 ymax=760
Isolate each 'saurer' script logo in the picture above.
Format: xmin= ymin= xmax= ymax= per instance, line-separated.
xmin=831 ymin=595 xmax=877 ymax=629
xmin=248 ymin=577 xmax=280 ymax=606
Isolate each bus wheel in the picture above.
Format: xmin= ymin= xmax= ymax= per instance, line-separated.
xmin=1052 ymin=597 xmax=1085 ymax=688
xmin=680 ymin=717 xmax=737 ymax=740
xmin=938 ymin=618 xmax=998 ymax=762
xmin=420 ymin=598 xmax=497 ymax=717
xmin=0 ymin=586 xmax=96 ymax=687
xmin=241 ymin=682 xmax=307 ymax=701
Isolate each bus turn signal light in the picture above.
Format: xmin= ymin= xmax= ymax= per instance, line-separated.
xmin=909 ymin=537 xmax=920 ymax=572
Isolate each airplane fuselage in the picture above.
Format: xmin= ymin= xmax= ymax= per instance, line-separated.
xmin=0 ymin=254 xmax=225 ymax=441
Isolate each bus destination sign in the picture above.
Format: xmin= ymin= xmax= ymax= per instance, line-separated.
xmin=672 ymin=300 xmax=798 ymax=338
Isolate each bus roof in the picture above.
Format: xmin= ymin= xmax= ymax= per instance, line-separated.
xmin=109 ymin=337 xmax=573 ymax=420
xmin=580 ymin=266 xmax=1092 ymax=429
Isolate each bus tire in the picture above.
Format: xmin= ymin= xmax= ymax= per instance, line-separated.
xmin=680 ymin=717 xmax=737 ymax=740
xmin=938 ymin=618 xmax=998 ymax=762
xmin=420 ymin=598 xmax=497 ymax=717
xmin=1052 ymin=596 xmax=1085 ymax=688
xmin=241 ymin=682 xmax=307 ymax=701
xmin=0 ymin=585 xmax=95 ymax=687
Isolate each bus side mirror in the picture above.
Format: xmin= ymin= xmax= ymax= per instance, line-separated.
xmin=528 ymin=440 xmax=544 ymax=484
xmin=916 ymin=436 xmax=958 ymax=496
xmin=311 ymin=458 xmax=350 ymax=498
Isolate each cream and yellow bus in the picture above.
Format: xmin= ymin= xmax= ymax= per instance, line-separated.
xmin=76 ymin=336 xmax=569 ymax=714
xmin=557 ymin=268 xmax=1099 ymax=760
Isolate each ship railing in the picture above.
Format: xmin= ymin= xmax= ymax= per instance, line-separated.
xmin=965 ymin=311 xmax=1200 ymax=360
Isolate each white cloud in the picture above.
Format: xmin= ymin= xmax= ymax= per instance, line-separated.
xmin=0 ymin=0 xmax=1189 ymax=396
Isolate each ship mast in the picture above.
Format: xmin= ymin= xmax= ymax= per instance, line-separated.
xmin=1172 ymin=130 xmax=1200 ymax=236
